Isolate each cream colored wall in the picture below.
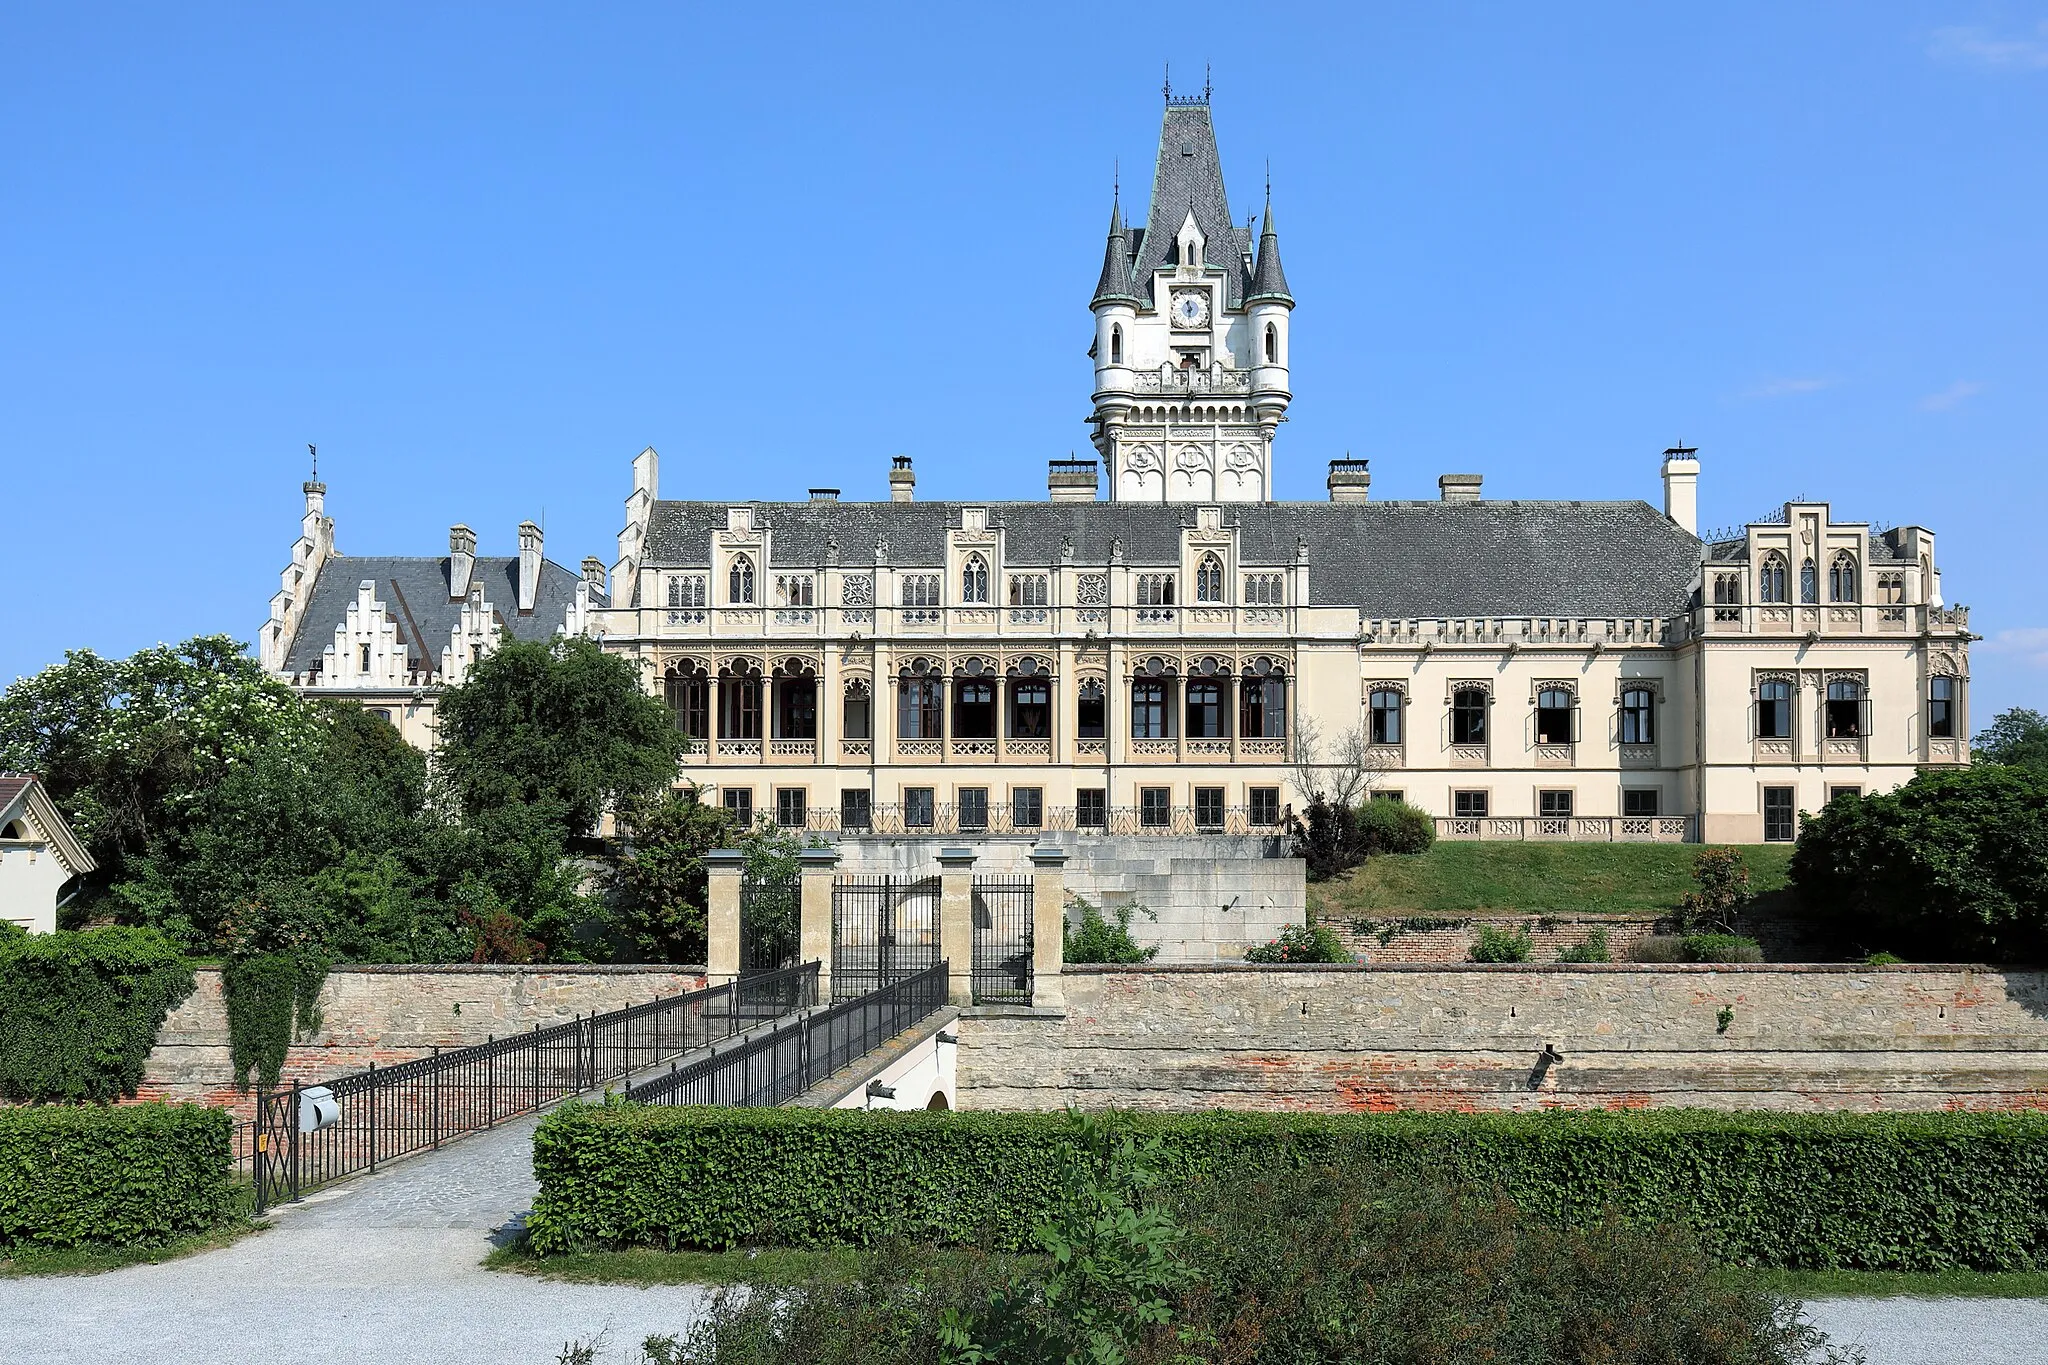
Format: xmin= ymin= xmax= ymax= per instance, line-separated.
xmin=0 ymin=838 xmax=71 ymax=933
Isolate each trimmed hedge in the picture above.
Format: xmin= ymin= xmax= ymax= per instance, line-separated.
xmin=527 ymin=1105 xmax=2048 ymax=1270
xmin=0 ymin=1102 xmax=235 ymax=1251
xmin=0 ymin=927 xmax=196 ymax=1102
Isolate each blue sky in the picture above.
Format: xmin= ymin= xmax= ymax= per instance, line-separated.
xmin=2 ymin=4 xmax=2043 ymax=721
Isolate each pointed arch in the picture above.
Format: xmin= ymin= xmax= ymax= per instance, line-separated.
xmin=1195 ymin=551 xmax=1225 ymax=604
xmin=1757 ymin=552 xmax=1788 ymax=604
xmin=960 ymin=552 xmax=990 ymax=604
xmin=1829 ymin=550 xmax=1859 ymax=602
xmin=727 ymin=553 xmax=755 ymax=605
xmin=1110 ymin=325 xmax=1123 ymax=365
xmin=1264 ymin=322 xmax=1278 ymax=364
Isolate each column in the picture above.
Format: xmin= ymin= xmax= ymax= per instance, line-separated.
xmin=937 ymin=846 xmax=978 ymax=1007
xmin=799 ymin=845 xmax=838 ymax=1000
xmin=1029 ymin=843 xmax=1068 ymax=1011
xmin=705 ymin=849 xmax=745 ymax=987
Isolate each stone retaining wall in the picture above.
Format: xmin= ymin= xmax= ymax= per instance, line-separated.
xmin=138 ymin=963 xmax=707 ymax=1115
xmin=956 ymin=964 xmax=2048 ymax=1113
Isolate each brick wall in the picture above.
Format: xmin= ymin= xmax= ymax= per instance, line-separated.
xmin=957 ymin=963 xmax=2048 ymax=1113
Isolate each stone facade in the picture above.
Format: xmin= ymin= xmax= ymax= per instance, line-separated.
xmin=956 ymin=965 xmax=2048 ymax=1113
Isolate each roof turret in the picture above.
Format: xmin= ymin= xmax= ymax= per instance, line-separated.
xmin=1247 ymin=194 xmax=1292 ymax=305
xmin=1090 ymin=195 xmax=1139 ymax=307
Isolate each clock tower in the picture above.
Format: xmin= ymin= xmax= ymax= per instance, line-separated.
xmin=1089 ymin=87 xmax=1293 ymax=502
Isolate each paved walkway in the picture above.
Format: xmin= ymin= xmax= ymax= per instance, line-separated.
xmin=1804 ymin=1297 xmax=2048 ymax=1364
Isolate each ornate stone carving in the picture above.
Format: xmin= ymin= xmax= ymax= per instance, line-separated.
xmin=1076 ymin=573 xmax=1109 ymax=605
xmin=841 ymin=574 xmax=874 ymax=606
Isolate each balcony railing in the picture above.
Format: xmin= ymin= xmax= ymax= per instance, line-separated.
xmin=803 ymin=803 xmax=1290 ymax=838
xmin=1434 ymin=815 xmax=1695 ymax=843
xmin=1129 ymin=367 xmax=1254 ymax=395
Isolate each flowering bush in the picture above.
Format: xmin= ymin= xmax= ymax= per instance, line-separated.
xmin=1243 ymin=923 xmax=1354 ymax=964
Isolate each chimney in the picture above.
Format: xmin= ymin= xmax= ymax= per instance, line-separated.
xmin=1048 ymin=458 xmax=1100 ymax=502
xmin=1660 ymin=445 xmax=1700 ymax=536
xmin=517 ymin=521 xmax=542 ymax=614
xmin=449 ymin=524 xmax=476 ymax=601
xmin=888 ymin=455 xmax=915 ymax=503
xmin=581 ymin=556 xmax=606 ymax=594
xmin=304 ymin=479 xmax=327 ymax=518
xmin=808 ymin=488 xmax=840 ymax=502
xmin=1326 ymin=458 xmax=1371 ymax=504
xmin=1438 ymin=474 xmax=1483 ymax=503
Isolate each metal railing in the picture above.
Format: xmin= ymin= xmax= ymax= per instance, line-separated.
xmin=626 ymin=960 xmax=948 ymax=1108
xmin=250 ymin=961 xmax=820 ymax=1211
xmin=1433 ymin=815 xmax=1696 ymax=843
xmin=807 ymin=803 xmax=1290 ymax=838
xmin=971 ymin=877 xmax=1034 ymax=1005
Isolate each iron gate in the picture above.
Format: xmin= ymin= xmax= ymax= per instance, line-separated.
xmin=971 ymin=875 xmax=1034 ymax=1004
xmin=830 ymin=875 xmax=940 ymax=1000
xmin=740 ymin=867 xmax=801 ymax=977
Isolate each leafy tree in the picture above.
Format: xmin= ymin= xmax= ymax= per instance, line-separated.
xmin=1791 ymin=765 xmax=2048 ymax=961
xmin=1676 ymin=847 xmax=1753 ymax=935
xmin=1975 ymin=707 xmax=2048 ymax=774
xmin=605 ymin=790 xmax=735 ymax=962
xmin=1287 ymin=795 xmax=1365 ymax=881
xmin=432 ymin=635 xmax=684 ymax=838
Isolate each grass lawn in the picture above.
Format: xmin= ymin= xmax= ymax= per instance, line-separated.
xmin=1311 ymin=841 xmax=1796 ymax=919
xmin=1731 ymin=1268 xmax=2048 ymax=1300
xmin=484 ymin=1239 xmax=1013 ymax=1286
xmin=0 ymin=1215 xmax=264 ymax=1277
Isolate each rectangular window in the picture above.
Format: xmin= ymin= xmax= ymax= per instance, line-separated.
xmin=1007 ymin=573 xmax=1048 ymax=607
xmin=1762 ymin=786 xmax=1796 ymax=842
xmin=1243 ymin=572 xmax=1284 ymax=605
xmin=1757 ymin=680 xmax=1793 ymax=740
xmin=840 ymin=789 xmax=872 ymax=831
xmin=775 ymin=788 xmax=807 ymax=828
xmin=669 ymin=574 xmax=707 ymax=608
xmin=358 ymin=643 xmax=371 ymax=671
xmin=1928 ymin=677 xmax=1956 ymax=739
xmin=1077 ymin=681 xmax=1106 ymax=739
xmin=1538 ymin=789 xmax=1574 ymax=819
xmin=1136 ymin=573 xmax=1176 ymax=606
xmin=1453 ymin=790 xmax=1489 ymax=818
xmin=899 ymin=573 xmax=941 ymax=608
xmin=904 ymin=786 xmax=936 ymax=829
xmin=773 ymin=574 xmax=814 ymax=607
xmin=1011 ymin=787 xmax=1043 ymax=829
xmin=958 ymin=787 xmax=988 ymax=832
xmin=1368 ymin=688 xmax=1402 ymax=745
xmin=842 ymin=686 xmax=871 ymax=739
xmin=1374 ymin=789 xmax=1404 ymax=804
xmin=721 ymin=788 xmax=753 ymax=828
xmin=1194 ymin=786 xmax=1225 ymax=830
xmin=1451 ymin=688 xmax=1489 ymax=745
xmin=1131 ymin=680 xmax=1171 ymax=739
xmin=1619 ymin=687 xmax=1655 ymax=745
xmin=1828 ymin=785 xmax=1862 ymax=804
xmin=1248 ymin=786 xmax=1280 ymax=826
xmin=1622 ymin=789 xmax=1660 ymax=817
xmin=1534 ymin=687 xmax=1578 ymax=744
xmin=1185 ymin=679 xmax=1227 ymax=738
xmin=1240 ymin=677 xmax=1287 ymax=739
xmin=1076 ymin=788 xmax=1108 ymax=829
xmin=1139 ymin=787 xmax=1172 ymax=828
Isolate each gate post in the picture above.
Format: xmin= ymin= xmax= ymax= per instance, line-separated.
xmin=937 ymin=846 xmax=978 ymax=1007
xmin=799 ymin=846 xmax=839 ymax=1000
xmin=1029 ymin=843 xmax=1068 ymax=1010
xmin=706 ymin=848 xmax=746 ymax=987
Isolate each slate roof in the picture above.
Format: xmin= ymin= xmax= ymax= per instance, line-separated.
xmin=642 ymin=499 xmax=1705 ymax=618
xmin=1090 ymin=200 xmax=1139 ymax=307
xmin=280 ymin=556 xmax=599 ymax=676
xmin=1120 ymin=102 xmax=1256 ymax=309
xmin=1247 ymin=199 xmax=1291 ymax=304
xmin=1704 ymin=533 xmax=1913 ymax=565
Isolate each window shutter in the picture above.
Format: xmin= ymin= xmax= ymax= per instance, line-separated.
xmin=1860 ymin=696 xmax=1872 ymax=740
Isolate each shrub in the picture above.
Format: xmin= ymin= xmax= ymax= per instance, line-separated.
xmin=0 ymin=926 xmax=196 ymax=1102
xmin=1791 ymin=765 xmax=2048 ymax=961
xmin=1677 ymin=847 xmax=1753 ymax=935
xmin=1629 ymin=934 xmax=1690 ymax=963
xmin=1865 ymin=951 xmax=1905 ymax=966
xmin=1062 ymin=895 xmax=1158 ymax=965
xmin=1469 ymin=924 xmax=1533 ymax=962
xmin=1683 ymin=933 xmax=1766 ymax=964
xmin=1356 ymin=797 xmax=1436 ymax=855
xmin=0 ymin=1102 xmax=235 ymax=1251
xmin=1287 ymin=795 xmax=1364 ymax=881
xmin=1556 ymin=927 xmax=1611 ymax=963
xmin=1243 ymin=923 xmax=1353 ymax=964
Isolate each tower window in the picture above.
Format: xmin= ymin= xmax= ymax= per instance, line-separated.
xmin=1110 ymin=325 xmax=1123 ymax=365
xmin=1264 ymin=323 xmax=1277 ymax=364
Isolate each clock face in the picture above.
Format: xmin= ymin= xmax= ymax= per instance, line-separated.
xmin=1170 ymin=289 xmax=1210 ymax=330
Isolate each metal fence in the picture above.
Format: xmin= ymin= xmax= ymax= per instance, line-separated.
xmin=249 ymin=961 xmax=820 ymax=1212
xmin=797 ymin=803 xmax=1292 ymax=838
xmin=625 ymin=960 xmax=948 ymax=1108
xmin=830 ymin=874 xmax=941 ymax=1000
xmin=971 ymin=876 xmax=1034 ymax=1005
xmin=741 ymin=868 xmax=801 ymax=975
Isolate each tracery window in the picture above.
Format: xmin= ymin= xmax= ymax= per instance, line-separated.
xmin=664 ymin=662 xmax=710 ymax=740
xmin=667 ymin=575 xmax=707 ymax=609
xmin=1828 ymin=552 xmax=1858 ymax=603
xmin=1877 ymin=572 xmax=1905 ymax=605
xmin=1799 ymin=557 xmax=1819 ymax=604
xmin=900 ymin=573 xmax=941 ymax=608
xmin=1008 ymin=573 xmax=1048 ymax=606
xmin=1136 ymin=573 xmax=1176 ymax=607
xmin=727 ymin=554 xmax=756 ymax=605
xmin=774 ymin=574 xmax=814 ymax=608
xmin=1195 ymin=553 xmax=1225 ymax=604
xmin=1757 ymin=553 xmax=1788 ymax=604
xmin=1242 ymin=572 xmax=1284 ymax=605
xmin=960 ymin=553 xmax=990 ymax=605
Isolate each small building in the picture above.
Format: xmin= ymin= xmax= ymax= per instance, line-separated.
xmin=0 ymin=774 xmax=96 ymax=934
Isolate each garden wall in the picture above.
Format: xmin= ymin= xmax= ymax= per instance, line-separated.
xmin=956 ymin=963 xmax=2048 ymax=1113
xmin=137 ymin=963 xmax=707 ymax=1114
xmin=1317 ymin=912 xmax=1832 ymax=965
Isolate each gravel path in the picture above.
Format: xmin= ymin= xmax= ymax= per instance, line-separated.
xmin=1804 ymin=1297 xmax=2048 ymax=1364
xmin=0 ymin=1110 xmax=710 ymax=1365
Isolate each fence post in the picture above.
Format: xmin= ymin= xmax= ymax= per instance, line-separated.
xmin=367 ymin=1060 xmax=378 ymax=1173
xmin=288 ymin=1079 xmax=302 ymax=1204
xmin=431 ymin=1046 xmax=441 ymax=1150
xmin=798 ymin=846 xmax=839 ymax=1001
xmin=486 ymin=1035 xmax=496 ymax=1128
xmin=705 ymin=849 xmax=747 ymax=988
xmin=937 ymin=847 xmax=978 ymax=1007
xmin=1029 ymin=843 xmax=1069 ymax=1010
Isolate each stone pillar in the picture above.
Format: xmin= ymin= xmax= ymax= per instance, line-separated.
xmin=1030 ymin=844 xmax=1068 ymax=1011
xmin=937 ymin=846 xmax=978 ymax=1007
xmin=705 ymin=849 xmax=745 ymax=987
xmin=799 ymin=846 xmax=839 ymax=1000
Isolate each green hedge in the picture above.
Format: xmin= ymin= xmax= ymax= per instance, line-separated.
xmin=0 ymin=927 xmax=196 ymax=1102
xmin=0 ymin=1103 xmax=235 ymax=1251
xmin=527 ymin=1105 xmax=2048 ymax=1270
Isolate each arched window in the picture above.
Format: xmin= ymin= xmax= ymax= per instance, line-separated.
xmin=717 ymin=664 xmax=761 ymax=740
xmin=1263 ymin=323 xmax=1277 ymax=364
xmin=1110 ymin=325 xmax=1123 ymax=365
xmin=961 ymin=553 xmax=990 ymax=604
xmin=1799 ymin=557 xmax=1819 ymax=604
xmin=1131 ymin=678 xmax=1171 ymax=740
xmin=1829 ymin=552 xmax=1859 ymax=602
xmin=1008 ymin=678 xmax=1050 ymax=738
xmin=1535 ymin=687 xmax=1578 ymax=744
xmin=1826 ymin=679 xmax=1866 ymax=739
xmin=1185 ymin=678 xmax=1227 ymax=738
xmin=953 ymin=677 xmax=997 ymax=739
xmin=897 ymin=673 xmax=944 ymax=739
xmin=728 ymin=553 xmax=755 ymax=605
xmin=1369 ymin=688 xmax=1402 ymax=745
xmin=1451 ymin=688 xmax=1489 ymax=745
xmin=1757 ymin=553 xmax=1788 ymax=604
xmin=1620 ymin=686 xmax=1655 ymax=745
xmin=1195 ymin=552 xmax=1225 ymax=604
xmin=664 ymin=662 xmax=710 ymax=741
xmin=1757 ymin=679 xmax=1792 ymax=739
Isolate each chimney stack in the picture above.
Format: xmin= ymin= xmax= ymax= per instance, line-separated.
xmin=517 ymin=521 xmax=542 ymax=614
xmin=1438 ymin=474 xmax=1483 ymax=503
xmin=1326 ymin=458 xmax=1371 ymax=504
xmin=808 ymin=488 xmax=840 ymax=502
xmin=449 ymin=524 xmax=476 ymax=601
xmin=888 ymin=455 xmax=915 ymax=503
xmin=1660 ymin=445 xmax=1700 ymax=536
xmin=1048 ymin=458 xmax=1101 ymax=502
xmin=581 ymin=557 xmax=606 ymax=594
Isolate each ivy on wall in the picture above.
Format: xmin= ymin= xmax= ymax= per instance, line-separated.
xmin=0 ymin=927 xmax=196 ymax=1102
xmin=222 ymin=950 xmax=330 ymax=1091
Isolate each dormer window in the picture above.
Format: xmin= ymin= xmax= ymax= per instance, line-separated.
xmin=1195 ymin=552 xmax=1225 ymax=604
xmin=961 ymin=553 xmax=990 ymax=604
xmin=728 ymin=553 xmax=755 ymax=605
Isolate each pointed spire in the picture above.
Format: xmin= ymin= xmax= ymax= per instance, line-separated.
xmin=1248 ymin=186 xmax=1292 ymax=305
xmin=1090 ymin=180 xmax=1139 ymax=307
